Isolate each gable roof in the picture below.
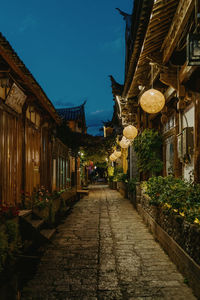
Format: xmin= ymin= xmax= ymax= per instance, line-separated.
xmin=57 ymin=101 xmax=86 ymax=122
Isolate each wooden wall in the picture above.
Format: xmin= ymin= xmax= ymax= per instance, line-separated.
xmin=0 ymin=107 xmax=22 ymax=206
xmin=25 ymin=121 xmax=41 ymax=196
xmin=0 ymin=102 xmax=74 ymax=207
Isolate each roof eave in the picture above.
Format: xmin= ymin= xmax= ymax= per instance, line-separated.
xmin=122 ymin=0 xmax=154 ymax=98
xmin=0 ymin=33 xmax=61 ymax=124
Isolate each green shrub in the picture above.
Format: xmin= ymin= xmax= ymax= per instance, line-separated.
xmin=144 ymin=176 xmax=200 ymax=224
xmin=0 ymin=231 xmax=8 ymax=272
xmin=117 ymin=173 xmax=128 ymax=183
xmin=0 ymin=220 xmax=20 ymax=273
xmin=133 ymin=129 xmax=163 ymax=175
xmin=127 ymin=178 xmax=138 ymax=193
xmin=108 ymin=176 xmax=114 ymax=182
xmin=5 ymin=220 xmax=19 ymax=244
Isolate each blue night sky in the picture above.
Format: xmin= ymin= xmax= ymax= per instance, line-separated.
xmin=1 ymin=0 xmax=133 ymax=135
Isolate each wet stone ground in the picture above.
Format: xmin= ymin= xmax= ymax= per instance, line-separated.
xmin=21 ymin=185 xmax=197 ymax=300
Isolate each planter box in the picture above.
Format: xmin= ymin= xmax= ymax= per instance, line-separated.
xmin=33 ymin=197 xmax=61 ymax=222
xmin=61 ymin=188 xmax=76 ymax=202
xmin=135 ymin=186 xmax=200 ymax=298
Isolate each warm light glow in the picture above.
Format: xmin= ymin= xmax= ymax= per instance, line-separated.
xmin=119 ymin=136 xmax=131 ymax=148
xmin=123 ymin=125 xmax=138 ymax=140
xmin=140 ymin=88 xmax=165 ymax=114
xmin=109 ymin=153 xmax=117 ymax=161
xmin=114 ymin=150 xmax=121 ymax=158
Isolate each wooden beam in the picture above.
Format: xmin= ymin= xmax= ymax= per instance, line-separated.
xmin=164 ymin=87 xmax=176 ymax=101
xmin=160 ymin=72 xmax=178 ymax=90
xmin=162 ymin=0 xmax=194 ymax=64
xmin=179 ymin=62 xmax=197 ymax=83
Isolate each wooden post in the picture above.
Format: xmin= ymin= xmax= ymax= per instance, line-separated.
xmin=21 ymin=103 xmax=27 ymax=200
xmin=194 ymin=93 xmax=200 ymax=182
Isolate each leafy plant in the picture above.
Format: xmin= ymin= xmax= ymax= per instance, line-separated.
xmin=32 ymin=186 xmax=53 ymax=210
xmin=108 ymin=166 xmax=114 ymax=177
xmin=0 ymin=204 xmax=19 ymax=220
xmin=108 ymin=176 xmax=114 ymax=182
xmin=0 ymin=220 xmax=21 ymax=273
xmin=117 ymin=173 xmax=128 ymax=183
xmin=5 ymin=220 xmax=19 ymax=244
xmin=127 ymin=178 xmax=138 ymax=193
xmin=144 ymin=175 xmax=200 ymax=224
xmin=0 ymin=231 xmax=8 ymax=272
xmin=133 ymin=129 xmax=163 ymax=175
xmin=113 ymin=167 xmax=123 ymax=182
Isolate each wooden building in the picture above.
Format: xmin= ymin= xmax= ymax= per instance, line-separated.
xmin=0 ymin=33 xmax=71 ymax=207
xmin=111 ymin=0 xmax=200 ymax=182
xmin=57 ymin=102 xmax=87 ymax=188
xmin=57 ymin=101 xmax=87 ymax=134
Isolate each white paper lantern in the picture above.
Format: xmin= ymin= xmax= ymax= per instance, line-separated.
xmin=119 ymin=136 xmax=131 ymax=148
xmin=140 ymin=88 xmax=165 ymax=114
xmin=109 ymin=153 xmax=117 ymax=161
xmin=114 ymin=150 xmax=121 ymax=158
xmin=123 ymin=125 xmax=138 ymax=140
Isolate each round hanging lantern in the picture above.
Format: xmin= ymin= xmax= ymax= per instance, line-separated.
xmin=140 ymin=88 xmax=165 ymax=114
xmin=123 ymin=125 xmax=138 ymax=140
xmin=119 ymin=136 xmax=130 ymax=148
xmin=114 ymin=150 xmax=121 ymax=158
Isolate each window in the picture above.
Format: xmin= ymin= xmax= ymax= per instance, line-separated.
xmin=162 ymin=114 xmax=176 ymax=133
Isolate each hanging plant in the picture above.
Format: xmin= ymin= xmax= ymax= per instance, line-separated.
xmin=133 ymin=129 xmax=163 ymax=175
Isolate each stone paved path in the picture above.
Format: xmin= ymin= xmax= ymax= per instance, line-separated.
xmin=21 ymin=185 xmax=197 ymax=300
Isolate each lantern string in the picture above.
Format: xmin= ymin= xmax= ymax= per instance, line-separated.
xmin=150 ymin=63 xmax=153 ymax=89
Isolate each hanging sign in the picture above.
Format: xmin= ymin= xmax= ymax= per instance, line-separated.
xmin=5 ymin=83 xmax=27 ymax=113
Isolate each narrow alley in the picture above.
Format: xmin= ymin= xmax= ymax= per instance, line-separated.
xmin=21 ymin=186 xmax=196 ymax=300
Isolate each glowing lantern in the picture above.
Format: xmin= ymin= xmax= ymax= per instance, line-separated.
xmin=109 ymin=153 xmax=117 ymax=161
xmin=123 ymin=125 xmax=138 ymax=140
xmin=119 ymin=136 xmax=130 ymax=148
xmin=114 ymin=150 xmax=121 ymax=158
xmin=140 ymin=88 xmax=165 ymax=114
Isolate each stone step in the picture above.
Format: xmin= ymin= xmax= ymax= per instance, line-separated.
xmin=40 ymin=228 xmax=56 ymax=240
xmin=23 ymin=214 xmax=44 ymax=229
xmin=19 ymin=209 xmax=32 ymax=217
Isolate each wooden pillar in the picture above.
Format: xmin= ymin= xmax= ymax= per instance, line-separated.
xmin=21 ymin=103 xmax=27 ymax=197
xmin=194 ymin=93 xmax=200 ymax=182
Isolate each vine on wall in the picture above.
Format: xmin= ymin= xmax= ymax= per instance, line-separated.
xmin=133 ymin=129 xmax=163 ymax=175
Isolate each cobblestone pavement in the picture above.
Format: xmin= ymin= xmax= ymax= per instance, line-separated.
xmin=21 ymin=185 xmax=197 ymax=300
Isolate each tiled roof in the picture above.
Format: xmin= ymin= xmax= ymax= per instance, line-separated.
xmin=109 ymin=75 xmax=124 ymax=96
xmin=0 ymin=33 xmax=60 ymax=123
xmin=57 ymin=102 xmax=86 ymax=121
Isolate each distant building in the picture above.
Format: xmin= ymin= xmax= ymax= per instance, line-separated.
xmin=57 ymin=101 xmax=87 ymax=134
